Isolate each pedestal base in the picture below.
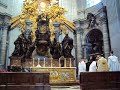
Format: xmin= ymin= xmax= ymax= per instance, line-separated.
xmin=10 ymin=56 xmax=21 ymax=66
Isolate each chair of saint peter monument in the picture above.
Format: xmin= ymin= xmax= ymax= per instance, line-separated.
xmin=9 ymin=0 xmax=76 ymax=85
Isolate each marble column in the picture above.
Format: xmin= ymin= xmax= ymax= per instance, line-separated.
xmin=74 ymin=20 xmax=83 ymax=63
xmin=102 ymin=7 xmax=110 ymax=58
xmin=0 ymin=15 xmax=11 ymax=69
xmin=76 ymin=29 xmax=82 ymax=62
xmin=53 ymin=22 xmax=60 ymax=41
xmin=73 ymin=31 xmax=77 ymax=66
xmin=75 ymin=28 xmax=83 ymax=78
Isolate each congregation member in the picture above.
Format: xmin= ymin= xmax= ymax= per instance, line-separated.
xmin=96 ymin=53 xmax=109 ymax=71
xmin=108 ymin=51 xmax=120 ymax=71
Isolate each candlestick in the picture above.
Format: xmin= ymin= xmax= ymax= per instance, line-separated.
xmin=33 ymin=58 xmax=35 ymax=67
xmin=51 ymin=58 xmax=53 ymax=67
xmin=36 ymin=58 xmax=41 ymax=67
xmin=64 ymin=58 xmax=66 ymax=67
xmin=59 ymin=58 xmax=61 ymax=67
xmin=44 ymin=58 xmax=45 ymax=67
xmin=70 ymin=58 xmax=72 ymax=67
xmin=38 ymin=58 xmax=40 ymax=65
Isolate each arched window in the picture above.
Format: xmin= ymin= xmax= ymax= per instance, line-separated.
xmin=86 ymin=0 xmax=101 ymax=8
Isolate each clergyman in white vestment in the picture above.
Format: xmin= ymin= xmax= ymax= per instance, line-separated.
xmin=78 ymin=59 xmax=86 ymax=76
xmin=108 ymin=51 xmax=120 ymax=71
xmin=89 ymin=61 xmax=97 ymax=72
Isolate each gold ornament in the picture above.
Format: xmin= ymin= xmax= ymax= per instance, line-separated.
xmin=11 ymin=0 xmax=76 ymax=41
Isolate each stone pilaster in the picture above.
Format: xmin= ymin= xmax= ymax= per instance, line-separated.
xmin=73 ymin=31 xmax=77 ymax=66
xmin=74 ymin=20 xmax=83 ymax=63
xmin=53 ymin=22 xmax=60 ymax=41
xmin=76 ymin=29 xmax=82 ymax=62
xmin=0 ymin=15 xmax=11 ymax=69
xmin=101 ymin=7 xmax=110 ymax=58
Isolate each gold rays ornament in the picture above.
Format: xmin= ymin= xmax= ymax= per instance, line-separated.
xmin=11 ymin=0 xmax=76 ymax=41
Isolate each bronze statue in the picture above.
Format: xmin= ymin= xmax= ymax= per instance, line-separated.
xmin=62 ymin=34 xmax=73 ymax=58
xmin=25 ymin=42 xmax=35 ymax=59
xmin=12 ymin=30 xmax=33 ymax=59
xmin=12 ymin=34 xmax=24 ymax=57
xmin=50 ymin=38 xmax=62 ymax=59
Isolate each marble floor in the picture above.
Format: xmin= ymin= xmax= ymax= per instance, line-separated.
xmin=51 ymin=86 xmax=80 ymax=90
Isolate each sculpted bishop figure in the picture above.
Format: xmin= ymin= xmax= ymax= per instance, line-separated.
xmin=62 ymin=34 xmax=73 ymax=58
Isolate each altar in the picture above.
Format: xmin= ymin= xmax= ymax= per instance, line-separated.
xmin=31 ymin=67 xmax=76 ymax=84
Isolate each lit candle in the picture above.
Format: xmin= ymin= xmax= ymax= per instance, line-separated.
xmin=44 ymin=58 xmax=45 ymax=67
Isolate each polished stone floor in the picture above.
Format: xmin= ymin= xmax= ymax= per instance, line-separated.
xmin=51 ymin=86 xmax=80 ymax=90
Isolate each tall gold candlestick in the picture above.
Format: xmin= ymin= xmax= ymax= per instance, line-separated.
xmin=70 ymin=58 xmax=72 ymax=67
xmin=44 ymin=58 xmax=45 ymax=67
xmin=59 ymin=58 xmax=61 ymax=67
xmin=38 ymin=58 xmax=40 ymax=65
xmin=37 ymin=58 xmax=41 ymax=67
xmin=51 ymin=58 xmax=53 ymax=67
xmin=64 ymin=58 xmax=66 ymax=67
xmin=33 ymin=58 xmax=35 ymax=67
